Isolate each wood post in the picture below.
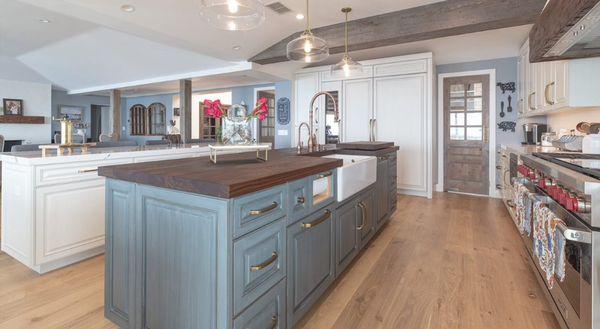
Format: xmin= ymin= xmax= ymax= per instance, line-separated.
xmin=179 ymin=79 xmax=192 ymax=143
xmin=110 ymin=89 xmax=121 ymax=141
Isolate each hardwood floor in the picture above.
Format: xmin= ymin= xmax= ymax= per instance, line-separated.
xmin=0 ymin=193 xmax=559 ymax=329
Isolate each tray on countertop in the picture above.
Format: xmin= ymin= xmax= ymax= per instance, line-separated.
xmin=337 ymin=141 xmax=394 ymax=151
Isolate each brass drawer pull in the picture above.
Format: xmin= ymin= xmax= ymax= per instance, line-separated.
xmin=357 ymin=202 xmax=366 ymax=230
xmin=250 ymin=252 xmax=278 ymax=272
xmin=316 ymin=171 xmax=333 ymax=179
xmin=249 ymin=202 xmax=278 ymax=216
xmin=269 ymin=315 xmax=278 ymax=329
xmin=297 ymin=196 xmax=305 ymax=205
xmin=78 ymin=168 xmax=98 ymax=174
xmin=301 ymin=210 xmax=331 ymax=229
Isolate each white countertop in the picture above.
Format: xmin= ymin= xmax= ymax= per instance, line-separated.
xmin=500 ymin=144 xmax=559 ymax=155
xmin=0 ymin=143 xmax=211 ymax=165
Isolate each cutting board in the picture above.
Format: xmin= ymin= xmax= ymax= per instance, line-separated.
xmin=337 ymin=141 xmax=394 ymax=151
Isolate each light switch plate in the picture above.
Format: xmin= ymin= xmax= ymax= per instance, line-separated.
xmin=277 ymin=129 xmax=289 ymax=136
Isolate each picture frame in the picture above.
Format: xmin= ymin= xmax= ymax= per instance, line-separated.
xmin=59 ymin=105 xmax=85 ymax=121
xmin=2 ymin=98 xmax=23 ymax=116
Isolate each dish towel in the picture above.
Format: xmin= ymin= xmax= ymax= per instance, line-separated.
xmin=532 ymin=201 xmax=566 ymax=287
xmin=513 ymin=182 xmax=533 ymax=236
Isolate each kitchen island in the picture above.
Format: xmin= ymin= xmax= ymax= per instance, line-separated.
xmin=100 ymin=147 xmax=398 ymax=329
xmin=0 ymin=144 xmax=213 ymax=273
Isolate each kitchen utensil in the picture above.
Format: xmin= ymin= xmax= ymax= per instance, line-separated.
xmin=500 ymin=101 xmax=505 ymax=118
xmin=551 ymin=135 xmax=584 ymax=152
xmin=582 ymin=134 xmax=600 ymax=154
xmin=507 ymin=95 xmax=513 ymax=112
xmin=523 ymin=123 xmax=548 ymax=145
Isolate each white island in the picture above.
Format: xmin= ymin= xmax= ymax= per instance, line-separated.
xmin=1 ymin=144 xmax=214 ymax=273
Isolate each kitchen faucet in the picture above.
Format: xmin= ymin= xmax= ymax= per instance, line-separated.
xmin=302 ymin=91 xmax=339 ymax=152
xmin=297 ymin=122 xmax=310 ymax=154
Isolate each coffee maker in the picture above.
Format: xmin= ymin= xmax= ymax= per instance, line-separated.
xmin=522 ymin=123 xmax=548 ymax=145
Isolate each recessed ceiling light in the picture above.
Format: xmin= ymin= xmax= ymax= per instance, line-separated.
xmin=121 ymin=4 xmax=135 ymax=12
xmin=232 ymin=45 xmax=241 ymax=51
xmin=39 ymin=18 xmax=51 ymax=23
xmin=296 ymin=13 xmax=304 ymax=20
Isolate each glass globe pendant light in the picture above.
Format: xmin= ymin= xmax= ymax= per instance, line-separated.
xmin=331 ymin=7 xmax=362 ymax=78
xmin=200 ymin=0 xmax=265 ymax=31
xmin=286 ymin=0 xmax=329 ymax=63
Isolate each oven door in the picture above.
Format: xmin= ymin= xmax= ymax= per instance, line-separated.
xmin=527 ymin=187 xmax=593 ymax=329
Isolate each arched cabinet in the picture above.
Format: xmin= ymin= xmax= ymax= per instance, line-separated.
xmin=129 ymin=103 xmax=166 ymax=136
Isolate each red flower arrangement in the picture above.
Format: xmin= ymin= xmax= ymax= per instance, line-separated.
xmin=203 ymin=98 xmax=269 ymax=121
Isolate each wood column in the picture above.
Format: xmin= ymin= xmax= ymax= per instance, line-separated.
xmin=110 ymin=89 xmax=122 ymax=141
xmin=179 ymin=79 xmax=192 ymax=143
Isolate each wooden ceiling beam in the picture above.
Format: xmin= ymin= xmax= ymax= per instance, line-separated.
xmin=249 ymin=0 xmax=547 ymax=65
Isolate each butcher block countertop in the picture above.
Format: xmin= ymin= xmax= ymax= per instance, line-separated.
xmin=98 ymin=150 xmax=343 ymax=199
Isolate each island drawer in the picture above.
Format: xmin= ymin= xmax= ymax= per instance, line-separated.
xmin=233 ymin=279 xmax=286 ymax=329
xmin=233 ymin=185 xmax=287 ymax=238
xmin=35 ymin=159 xmax=134 ymax=186
xmin=288 ymin=178 xmax=311 ymax=224
xmin=233 ymin=218 xmax=286 ymax=316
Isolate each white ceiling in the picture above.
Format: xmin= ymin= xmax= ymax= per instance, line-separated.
xmin=1 ymin=0 xmax=533 ymax=94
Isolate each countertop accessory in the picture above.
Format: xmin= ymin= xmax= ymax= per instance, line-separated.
xmin=199 ymin=0 xmax=265 ymax=31
xmin=507 ymin=95 xmax=513 ymax=112
xmin=497 ymin=121 xmax=516 ymax=132
xmin=551 ymin=134 xmax=584 ymax=152
xmin=500 ymin=101 xmax=505 ymax=118
xmin=286 ymin=0 xmax=329 ymax=63
xmin=576 ymin=122 xmax=600 ymax=135
xmin=496 ymin=82 xmax=516 ymax=94
xmin=330 ymin=7 xmax=362 ymax=78
xmin=582 ymin=134 xmax=600 ymax=154
xmin=208 ymin=143 xmax=271 ymax=164
xmin=541 ymin=132 xmax=557 ymax=147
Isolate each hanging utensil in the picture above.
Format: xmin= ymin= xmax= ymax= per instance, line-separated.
xmin=500 ymin=101 xmax=505 ymax=118
xmin=507 ymin=95 xmax=513 ymax=112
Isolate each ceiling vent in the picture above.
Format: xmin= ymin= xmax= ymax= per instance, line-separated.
xmin=265 ymin=2 xmax=291 ymax=14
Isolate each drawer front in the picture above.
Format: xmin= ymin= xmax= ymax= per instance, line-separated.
xmin=373 ymin=59 xmax=427 ymax=77
xmin=309 ymin=171 xmax=336 ymax=212
xmin=233 ymin=218 xmax=286 ymax=315
xmin=36 ymin=158 xmax=133 ymax=186
xmin=288 ymin=178 xmax=311 ymax=224
xmin=233 ymin=185 xmax=287 ymax=238
xmin=233 ymin=279 xmax=286 ymax=329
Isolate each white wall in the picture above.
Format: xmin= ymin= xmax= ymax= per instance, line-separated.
xmin=545 ymin=108 xmax=600 ymax=134
xmin=0 ymin=79 xmax=52 ymax=144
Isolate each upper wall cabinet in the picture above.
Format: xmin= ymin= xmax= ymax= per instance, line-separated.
xmin=293 ymin=53 xmax=434 ymax=198
xmin=518 ymin=39 xmax=600 ymax=117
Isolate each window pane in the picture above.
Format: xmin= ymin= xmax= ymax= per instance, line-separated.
xmin=466 ymin=112 xmax=482 ymax=126
xmin=466 ymin=127 xmax=483 ymax=140
xmin=450 ymin=98 xmax=465 ymax=108
xmin=467 ymin=97 xmax=483 ymax=111
xmin=450 ymin=84 xmax=465 ymax=98
xmin=450 ymin=113 xmax=465 ymax=126
xmin=450 ymin=127 xmax=465 ymax=140
xmin=467 ymin=83 xmax=483 ymax=97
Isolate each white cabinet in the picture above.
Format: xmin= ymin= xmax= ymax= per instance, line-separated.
xmin=518 ymin=39 xmax=600 ymax=117
xmin=374 ymin=74 xmax=428 ymax=194
xmin=293 ymin=53 xmax=434 ymax=198
xmin=343 ymin=78 xmax=372 ymax=142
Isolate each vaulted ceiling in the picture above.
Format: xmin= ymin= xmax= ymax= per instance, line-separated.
xmin=1 ymin=0 xmax=540 ymax=94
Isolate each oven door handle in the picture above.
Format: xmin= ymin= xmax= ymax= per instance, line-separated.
xmin=556 ymin=222 xmax=592 ymax=244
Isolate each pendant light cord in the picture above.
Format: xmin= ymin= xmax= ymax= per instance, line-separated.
xmin=344 ymin=11 xmax=348 ymax=56
xmin=305 ymin=0 xmax=310 ymax=32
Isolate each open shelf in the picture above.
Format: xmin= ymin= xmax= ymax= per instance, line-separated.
xmin=0 ymin=115 xmax=45 ymax=124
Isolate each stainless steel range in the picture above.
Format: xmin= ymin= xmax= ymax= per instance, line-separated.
xmin=517 ymin=153 xmax=600 ymax=329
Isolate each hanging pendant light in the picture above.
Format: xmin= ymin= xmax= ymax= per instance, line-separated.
xmin=286 ymin=0 xmax=329 ymax=63
xmin=331 ymin=7 xmax=362 ymax=78
xmin=200 ymin=0 xmax=265 ymax=31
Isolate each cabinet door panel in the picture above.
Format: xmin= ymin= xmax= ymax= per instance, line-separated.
xmin=375 ymin=74 xmax=427 ymax=193
xmin=36 ymin=179 xmax=105 ymax=263
xmin=343 ymin=78 xmax=372 ymax=142
xmin=376 ymin=158 xmax=389 ymax=227
xmin=335 ymin=200 xmax=359 ymax=275
xmin=287 ymin=206 xmax=335 ymax=327
xmin=295 ymin=72 xmax=320 ymax=145
xmin=554 ymin=60 xmax=569 ymax=107
xmin=233 ymin=279 xmax=286 ymax=329
xmin=359 ymin=188 xmax=376 ymax=247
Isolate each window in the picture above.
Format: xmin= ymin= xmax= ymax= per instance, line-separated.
xmin=449 ymin=82 xmax=484 ymax=141
xmin=129 ymin=103 xmax=166 ymax=136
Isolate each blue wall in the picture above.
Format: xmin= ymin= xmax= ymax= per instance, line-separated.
xmin=120 ymin=93 xmax=174 ymax=145
xmin=51 ymin=90 xmax=110 ymax=139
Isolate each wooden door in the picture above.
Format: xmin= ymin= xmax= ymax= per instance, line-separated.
xmin=444 ymin=75 xmax=490 ymax=195
xmin=343 ymin=78 xmax=372 ymax=142
xmin=257 ymin=90 xmax=275 ymax=146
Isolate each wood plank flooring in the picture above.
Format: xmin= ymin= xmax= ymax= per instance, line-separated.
xmin=0 ymin=193 xmax=559 ymax=329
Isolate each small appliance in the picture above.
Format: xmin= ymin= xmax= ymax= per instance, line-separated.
xmin=522 ymin=123 xmax=548 ymax=145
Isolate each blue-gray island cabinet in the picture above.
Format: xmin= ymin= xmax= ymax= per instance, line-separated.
xmin=101 ymin=150 xmax=397 ymax=329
